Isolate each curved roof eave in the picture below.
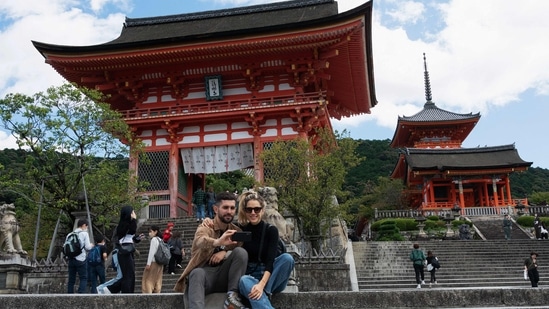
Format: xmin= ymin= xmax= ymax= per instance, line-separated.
xmin=32 ymin=1 xmax=374 ymax=55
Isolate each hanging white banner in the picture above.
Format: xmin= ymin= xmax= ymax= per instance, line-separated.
xmin=181 ymin=143 xmax=254 ymax=174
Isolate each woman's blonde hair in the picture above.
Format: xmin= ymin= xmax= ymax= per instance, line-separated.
xmin=237 ymin=190 xmax=266 ymax=225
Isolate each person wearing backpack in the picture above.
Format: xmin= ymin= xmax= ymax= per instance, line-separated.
xmin=409 ymin=243 xmax=426 ymax=289
xmin=142 ymin=225 xmax=164 ymax=293
xmin=167 ymin=230 xmax=185 ymax=275
xmin=66 ymin=219 xmax=94 ymax=293
xmin=88 ymin=235 xmax=108 ymax=293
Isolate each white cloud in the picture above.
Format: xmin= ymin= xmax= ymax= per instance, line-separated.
xmin=0 ymin=130 xmax=18 ymax=150
xmin=386 ymin=1 xmax=424 ymax=24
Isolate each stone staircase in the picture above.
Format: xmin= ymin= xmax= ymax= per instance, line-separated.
xmin=353 ymin=239 xmax=548 ymax=290
xmin=130 ymin=217 xmax=200 ymax=293
xmin=470 ymin=216 xmax=532 ymax=240
xmin=117 ymin=216 xmax=546 ymax=294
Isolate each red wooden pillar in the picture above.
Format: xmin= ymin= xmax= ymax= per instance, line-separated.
xmin=169 ymin=142 xmax=179 ymax=218
xmin=505 ymin=177 xmax=512 ymax=204
xmin=483 ymin=183 xmax=490 ymax=206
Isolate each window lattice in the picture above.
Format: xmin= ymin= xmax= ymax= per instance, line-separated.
xmin=262 ymin=142 xmax=274 ymax=181
xmin=138 ymin=151 xmax=169 ymax=191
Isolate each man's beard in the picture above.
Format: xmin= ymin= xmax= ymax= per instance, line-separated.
xmin=218 ymin=213 xmax=234 ymax=224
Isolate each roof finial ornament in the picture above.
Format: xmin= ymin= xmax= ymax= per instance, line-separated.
xmin=423 ymin=53 xmax=434 ymax=106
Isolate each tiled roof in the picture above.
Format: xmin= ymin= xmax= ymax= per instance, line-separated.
xmin=403 ymin=144 xmax=532 ymax=170
xmin=399 ymin=102 xmax=480 ymax=122
xmin=106 ymin=0 xmax=338 ymax=45
xmin=125 ymin=0 xmax=334 ymax=27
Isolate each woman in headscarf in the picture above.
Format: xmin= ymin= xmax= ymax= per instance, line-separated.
xmin=104 ymin=205 xmax=144 ymax=293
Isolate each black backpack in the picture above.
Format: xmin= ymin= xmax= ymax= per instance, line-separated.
xmin=63 ymin=231 xmax=83 ymax=258
xmin=154 ymin=237 xmax=172 ymax=265
xmin=87 ymin=246 xmax=102 ymax=266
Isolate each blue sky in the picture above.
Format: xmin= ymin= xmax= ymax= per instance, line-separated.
xmin=1 ymin=0 xmax=548 ymax=170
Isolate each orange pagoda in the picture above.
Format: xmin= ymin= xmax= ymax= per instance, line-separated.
xmin=32 ymin=0 xmax=377 ymax=218
xmin=390 ymin=54 xmax=532 ymax=214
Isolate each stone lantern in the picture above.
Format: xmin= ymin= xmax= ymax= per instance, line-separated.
xmin=452 ymin=203 xmax=462 ymax=220
xmin=515 ymin=200 xmax=525 ymax=216
xmin=415 ymin=215 xmax=427 ymax=238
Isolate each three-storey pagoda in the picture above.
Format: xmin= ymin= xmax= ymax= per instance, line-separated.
xmin=390 ymin=55 xmax=531 ymax=213
xmin=33 ymin=0 xmax=377 ymax=218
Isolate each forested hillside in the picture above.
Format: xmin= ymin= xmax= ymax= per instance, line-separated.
xmin=344 ymin=139 xmax=549 ymax=200
xmin=2 ymin=141 xmax=549 ymax=205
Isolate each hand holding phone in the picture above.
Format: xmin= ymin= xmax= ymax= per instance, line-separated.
xmin=231 ymin=231 xmax=252 ymax=242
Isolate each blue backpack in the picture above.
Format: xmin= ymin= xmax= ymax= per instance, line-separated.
xmin=88 ymin=246 xmax=102 ymax=266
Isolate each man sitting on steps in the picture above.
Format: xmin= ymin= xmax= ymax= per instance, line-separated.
xmin=174 ymin=191 xmax=249 ymax=309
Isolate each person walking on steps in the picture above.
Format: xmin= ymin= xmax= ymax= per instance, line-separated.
xmin=524 ymin=251 xmax=539 ymax=287
xmin=409 ymin=243 xmax=426 ymax=289
xmin=426 ymin=250 xmax=439 ymax=287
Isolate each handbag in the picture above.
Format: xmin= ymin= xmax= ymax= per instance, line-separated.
xmin=427 ymin=263 xmax=434 ymax=271
xmin=118 ymin=243 xmax=135 ymax=255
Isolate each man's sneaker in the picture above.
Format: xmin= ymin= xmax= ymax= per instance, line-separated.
xmin=176 ymin=264 xmax=182 ymax=268
xmin=224 ymin=291 xmax=248 ymax=309
xmin=416 ymin=284 xmax=421 ymax=289
xmin=421 ymin=280 xmax=425 ymax=285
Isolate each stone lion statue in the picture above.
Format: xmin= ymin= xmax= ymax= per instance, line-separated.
xmin=0 ymin=203 xmax=28 ymax=255
xmin=257 ymin=187 xmax=294 ymax=242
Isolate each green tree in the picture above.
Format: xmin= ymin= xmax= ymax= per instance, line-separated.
xmin=261 ymin=129 xmax=361 ymax=249
xmin=0 ymin=83 xmax=144 ymax=238
xmin=206 ymin=170 xmax=256 ymax=194
xmin=357 ymin=176 xmax=407 ymax=221
xmin=529 ymin=192 xmax=549 ymax=205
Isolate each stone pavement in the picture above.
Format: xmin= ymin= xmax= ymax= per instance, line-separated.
xmin=1 ymin=287 xmax=548 ymax=308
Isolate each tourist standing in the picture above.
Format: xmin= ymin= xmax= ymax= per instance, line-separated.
xmin=503 ymin=214 xmax=512 ymax=240
xmin=66 ymin=219 xmax=94 ymax=293
xmin=142 ymin=225 xmax=164 ymax=293
xmin=205 ymin=186 xmax=216 ymax=219
xmin=192 ymin=187 xmax=207 ymax=222
xmin=88 ymin=235 xmax=108 ymax=293
xmin=534 ymin=214 xmax=541 ymax=239
xmin=409 ymin=243 xmax=426 ymax=288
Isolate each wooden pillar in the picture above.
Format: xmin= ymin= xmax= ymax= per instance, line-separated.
xmin=458 ymin=180 xmax=465 ymax=209
xmin=476 ymin=183 xmax=484 ymax=207
xmin=253 ymin=135 xmax=263 ymax=183
xmin=492 ymin=178 xmax=500 ymax=207
xmin=505 ymin=176 xmax=512 ymax=203
xmin=499 ymin=186 xmax=506 ymax=205
xmin=429 ymin=179 xmax=435 ymax=205
xmin=483 ymin=182 xmax=490 ymax=206
xmin=168 ymin=143 xmax=179 ymax=218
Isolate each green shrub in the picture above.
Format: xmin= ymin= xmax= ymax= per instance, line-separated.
xmin=425 ymin=219 xmax=444 ymax=229
xmin=375 ymin=220 xmax=403 ymax=241
xmin=452 ymin=220 xmax=471 ymax=228
xmin=517 ymin=216 xmax=534 ymax=227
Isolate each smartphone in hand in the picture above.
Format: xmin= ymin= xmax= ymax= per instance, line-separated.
xmin=231 ymin=231 xmax=252 ymax=242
